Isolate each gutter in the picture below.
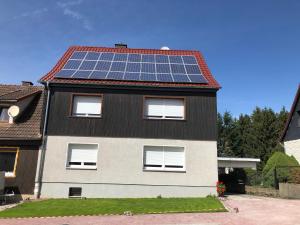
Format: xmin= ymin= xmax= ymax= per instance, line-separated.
xmin=36 ymin=81 xmax=51 ymax=198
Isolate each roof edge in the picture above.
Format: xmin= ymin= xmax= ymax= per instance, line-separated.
xmin=280 ymin=84 xmax=300 ymax=142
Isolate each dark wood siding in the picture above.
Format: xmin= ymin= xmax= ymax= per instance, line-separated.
xmin=285 ymin=96 xmax=300 ymax=141
xmin=47 ymin=86 xmax=218 ymax=141
xmin=1 ymin=142 xmax=39 ymax=195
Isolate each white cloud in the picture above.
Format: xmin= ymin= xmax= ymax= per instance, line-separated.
xmin=13 ymin=8 xmax=48 ymax=20
xmin=57 ymin=0 xmax=92 ymax=31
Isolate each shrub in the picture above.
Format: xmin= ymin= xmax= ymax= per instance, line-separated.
xmin=244 ymin=168 xmax=262 ymax=186
xmin=262 ymin=151 xmax=299 ymax=187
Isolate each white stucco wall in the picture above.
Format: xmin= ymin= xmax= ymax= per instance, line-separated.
xmin=284 ymin=139 xmax=300 ymax=163
xmin=40 ymin=136 xmax=218 ymax=198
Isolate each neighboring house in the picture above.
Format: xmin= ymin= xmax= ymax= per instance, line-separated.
xmin=38 ymin=45 xmax=221 ymax=198
xmin=0 ymin=82 xmax=44 ymax=197
xmin=281 ymin=85 xmax=300 ymax=162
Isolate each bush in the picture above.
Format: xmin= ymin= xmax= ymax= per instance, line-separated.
xmin=244 ymin=168 xmax=262 ymax=186
xmin=262 ymin=152 xmax=299 ymax=187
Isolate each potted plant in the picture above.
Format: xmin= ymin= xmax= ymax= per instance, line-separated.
xmin=216 ymin=181 xmax=226 ymax=197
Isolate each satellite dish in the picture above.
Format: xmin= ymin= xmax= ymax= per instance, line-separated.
xmin=8 ymin=105 xmax=20 ymax=118
xmin=160 ymin=46 xmax=170 ymax=50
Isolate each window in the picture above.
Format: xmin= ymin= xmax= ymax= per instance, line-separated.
xmin=144 ymin=97 xmax=185 ymax=120
xmin=143 ymin=146 xmax=185 ymax=171
xmin=66 ymin=144 xmax=98 ymax=169
xmin=0 ymin=148 xmax=18 ymax=177
xmin=0 ymin=107 xmax=9 ymax=122
xmin=69 ymin=187 xmax=82 ymax=198
xmin=72 ymin=95 xmax=102 ymax=117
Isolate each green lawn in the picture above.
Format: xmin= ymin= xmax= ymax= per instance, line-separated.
xmin=0 ymin=197 xmax=226 ymax=218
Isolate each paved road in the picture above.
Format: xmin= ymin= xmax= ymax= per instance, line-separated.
xmin=1 ymin=195 xmax=300 ymax=225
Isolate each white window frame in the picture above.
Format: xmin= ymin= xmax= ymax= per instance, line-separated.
xmin=143 ymin=145 xmax=186 ymax=172
xmin=71 ymin=94 xmax=102 ymax=118
xmin=144 ymin=97 xmax=185 ymax=120
xmin=66 ymin=143 xmax=99 ymax=170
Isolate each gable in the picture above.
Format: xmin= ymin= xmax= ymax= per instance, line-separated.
xmin=282 ymin=85 xmax=300 ymax=142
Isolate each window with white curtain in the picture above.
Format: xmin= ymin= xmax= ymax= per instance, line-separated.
xmin=143 ymin=146 xmax=185 ymax=171
xmin=0 ymin=107 xmax=9 ymax=122
xmin=72 ymin=95 xmax=102 ymax=117
xmin=66 ymin=144 xmax=98 ymax=169
xmin=144 ymin=97 xmax=185 ymax=120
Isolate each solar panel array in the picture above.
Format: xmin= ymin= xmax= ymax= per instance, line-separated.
xmin=54 ymin=51 xmax=208 ymax=84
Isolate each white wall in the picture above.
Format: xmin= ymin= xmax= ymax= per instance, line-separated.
xmin=285 ymin=139 xmax=300 ymax=163
xmin=41 ymin=136 xmax=218 ymax=198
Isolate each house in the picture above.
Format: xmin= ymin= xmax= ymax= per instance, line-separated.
xmin=37 ymin=44 xmax=221 ymax=198
xmin=0 ymin=82 xmax=44 ymax=198
xmin=281 ymin=85 xmax=300 ymax=163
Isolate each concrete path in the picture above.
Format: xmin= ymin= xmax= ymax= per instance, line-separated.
xmin=1 ymin=195 xmax=300 ymax=225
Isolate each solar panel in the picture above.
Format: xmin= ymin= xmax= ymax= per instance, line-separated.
xmin=64 ymin=60 xmax=81 ymax=70
xmin=124 ymin=72 xmax=140 ymax=81
xmin=107 ymin=72 xmax=123 ymax=80
xmin=90 ymin=71 xmax=107 ymax=79
xmin=73 ymin=70 xmax=92 ymax=79
xmin=95 ymin=61 xmax=111 ymax=71
xmin=110 ymin=62 xmax=126 ymax=71
xmin=70 ymin=51 xmax=87 ymax=60
xmin=126 ymin=63 xmax=141 ymax=72
xmin=156 ymin=64 xmax=170 ymax=73
xmin=85 ymin=52 xmax=100 ymax=60
xmin=79 ymin=61 xmax=97 ymax=70
xmin=157 ymin=73 xmax=173 ymax=82
xmin=141 ymin=73 xmax=156 ymax=81
xmin=55 ymin=51 xmax=208 ymax=84
xmin=114 ymin=53 xmax=128 ymax=61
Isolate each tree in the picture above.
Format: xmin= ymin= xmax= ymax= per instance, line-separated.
xmin=217 ymin=107 xmax=289 ymax=172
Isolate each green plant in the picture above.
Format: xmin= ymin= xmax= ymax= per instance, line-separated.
xmin=244 ymin=168 xmax=262 ymax=186
xmin=216 ymin=181 xmax=226 ymax=196
xmin=262 ymin=151 xmax=299 ymax=187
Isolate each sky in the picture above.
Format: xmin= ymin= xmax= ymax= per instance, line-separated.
xmin=0 ymin=0 xmax=299 ymax=117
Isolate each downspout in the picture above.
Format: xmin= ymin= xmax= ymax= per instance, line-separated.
xmin=36 ymin=81 xmax=51 ymax=198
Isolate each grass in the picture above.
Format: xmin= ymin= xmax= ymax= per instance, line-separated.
xmin=0 ymin=197 xmax=226 ymax=218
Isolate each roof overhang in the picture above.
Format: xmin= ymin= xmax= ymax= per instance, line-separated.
xmin=280 ymin=84 xmax=300 ymax=142
xmin=218 ymin=157 xmax=260 ymax=169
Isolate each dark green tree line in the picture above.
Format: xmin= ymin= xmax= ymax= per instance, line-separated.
xmin=217 ymin=107 xmax=289 ymax=171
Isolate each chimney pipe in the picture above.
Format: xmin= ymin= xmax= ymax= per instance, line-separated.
xmin=22 ymin=81 xmax=33 ymax=86
xmin=115 ymin=43 xmax=127 ymax=48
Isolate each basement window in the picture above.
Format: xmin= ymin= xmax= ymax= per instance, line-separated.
xmin=0 ymin=107 xmax=9 ymax=122
xmin=0 ymin=148 xmax=19 ymax=177
xmin=72 ymin=95 xmax=102 ymax=117
xmin=68 ymin=187 xmax=82 ymax=198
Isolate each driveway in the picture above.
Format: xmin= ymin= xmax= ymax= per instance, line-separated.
xmin=1 ymin=195 xmax=300 ymax=225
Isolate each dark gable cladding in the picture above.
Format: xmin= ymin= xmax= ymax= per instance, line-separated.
xmin=282 ymin=85 xmax=300 ymax=142
xmin=46 ymin=85 xmax=218 ymax=141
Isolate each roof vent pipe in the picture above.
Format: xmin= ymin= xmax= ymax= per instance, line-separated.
xmin=115 ymin=43 xmax=128 ymax=48
xmin=22 ymin=81 xmax=33 ymax=86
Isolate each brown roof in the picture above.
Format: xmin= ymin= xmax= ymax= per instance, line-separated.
xmin=0 ymin=84 xmax=44 ymax=141
xmin=0 ymin=84 xmax=42 ymax=101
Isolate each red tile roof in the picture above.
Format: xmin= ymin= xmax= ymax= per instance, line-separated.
xmin=40 ymin=46 xmax=221 ymax=89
